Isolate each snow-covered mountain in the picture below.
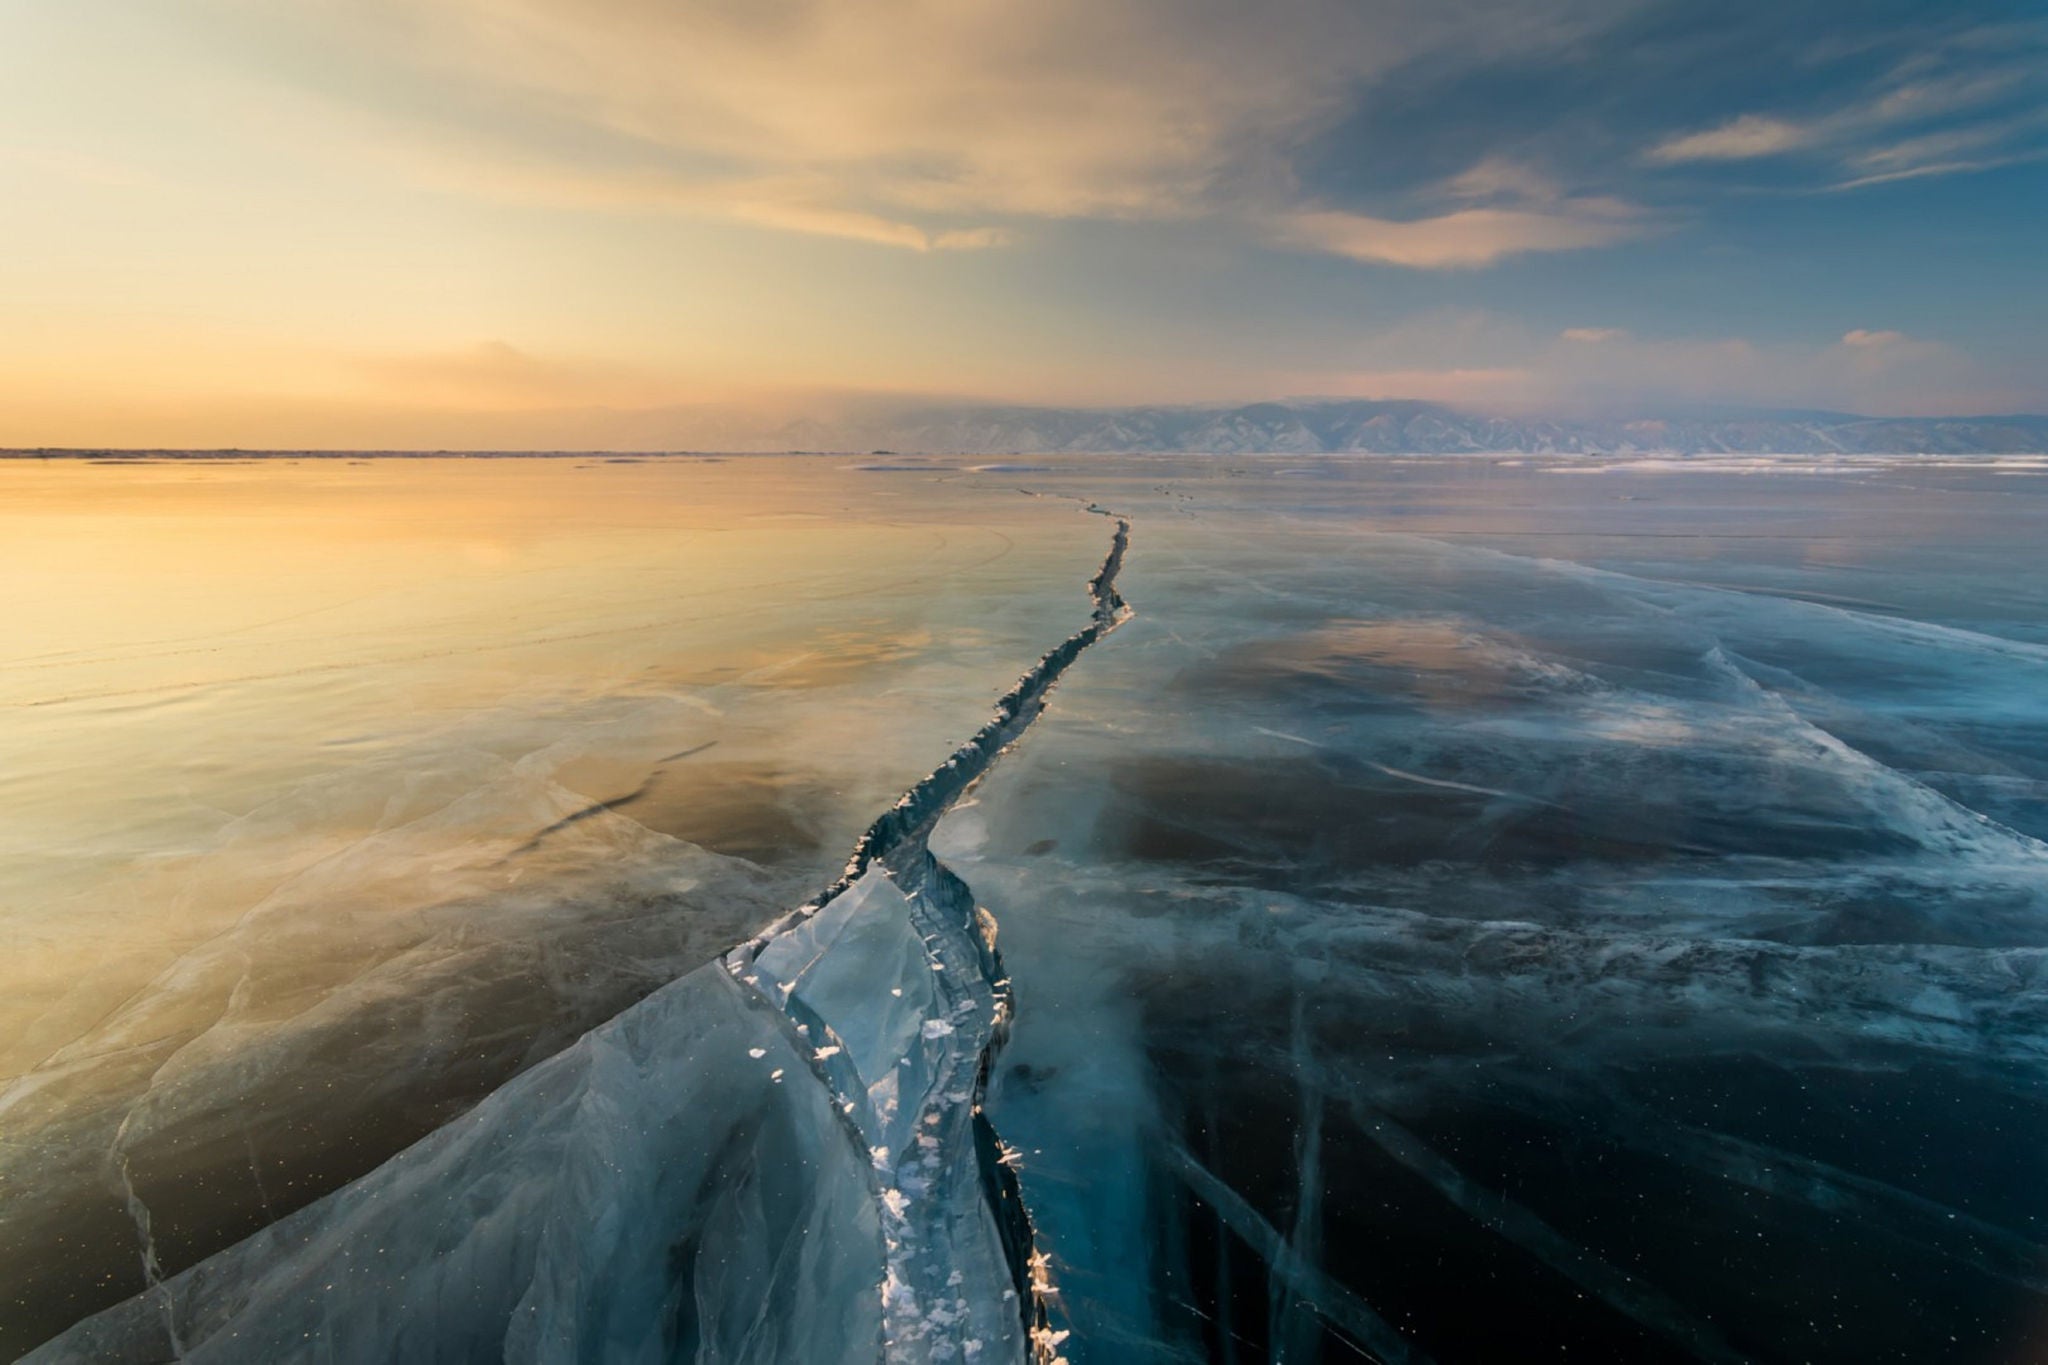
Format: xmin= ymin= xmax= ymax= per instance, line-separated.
xmin=787 ymin=400 xmax=2048 ymax=456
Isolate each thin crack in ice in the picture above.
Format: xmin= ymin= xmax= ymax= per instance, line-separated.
xmin=726 ymin=508 xmax=1131 ymax=1363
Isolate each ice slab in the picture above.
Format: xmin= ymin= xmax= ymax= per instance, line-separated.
xmin=23 ymin=963 xmax=886 ymax=1364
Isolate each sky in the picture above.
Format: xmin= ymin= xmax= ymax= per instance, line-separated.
xmin=2 ymin=0 xmax=2045 ymax=447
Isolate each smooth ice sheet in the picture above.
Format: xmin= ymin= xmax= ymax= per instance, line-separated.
xmin=935 ymin=453 xmax=2048 ymax=1364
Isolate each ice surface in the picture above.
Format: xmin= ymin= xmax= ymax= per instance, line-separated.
xmin=0 ymin=457 xmax=1103 ymax=1353
xmin=12 ymin=452 xmax=2048 ymax=1363
xmin=731 ymin=865 xmax=1029 ymax=1364
xmin=22 ymin=962 xmax=888 ymax=1364
xmin=15 ymin=463 xmax=1129 ymax=1362
xmin=929 ymin=454 xmax=2048 ymax=1363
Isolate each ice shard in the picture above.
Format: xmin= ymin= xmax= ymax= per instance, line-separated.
xmin=27 ymin=954 xmax=899 ymax=1364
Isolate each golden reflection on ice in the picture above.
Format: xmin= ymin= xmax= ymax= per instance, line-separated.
xmin=0 ymin=456 xmax=1098 ymax=1350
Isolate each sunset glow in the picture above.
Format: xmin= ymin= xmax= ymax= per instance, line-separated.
xmin=4 ymin=1 xmax=2044 ymax=448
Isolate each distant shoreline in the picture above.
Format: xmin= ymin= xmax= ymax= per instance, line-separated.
xmin=9 ymin=448 xmax=2048 ymax=461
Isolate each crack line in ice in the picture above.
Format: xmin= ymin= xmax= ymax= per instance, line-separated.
xmin=1701 ymin=646 xmax=2048 ymax=864
xmin=724 ymin=507 xmax=1131 ymax=1364
xmin=1389 ymin=528 xmax=2048 ymax=664
xmin=1272 ymin=990 xmax=1327 ymax=1365
xmin=737 ymin=510 xmax=1129 ymax=948
xmin=1332 ymin=1092 xmax=1750 ymax=1365
xmin=112 ymin=1147 xmax=186 ymax=1361
xmin=505 ymin=738 xmax=723 ymax=858
xmin=1165 ymin=1143 xmax=1433 ymax=1365
xmin=1594 ymin=1109 xmax=2048 ymax=1293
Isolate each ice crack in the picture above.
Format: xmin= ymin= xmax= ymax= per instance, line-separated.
xmin=113 ymin=1150 xmax=186 ymax=1361
xmin=726 ymin=509 xmax=1131 ymax=1363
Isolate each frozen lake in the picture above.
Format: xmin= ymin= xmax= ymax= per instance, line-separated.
xmin=6 ymin=453 xmax=2047 ymax=1362
xmin=0 ymin=455 xmax=1101 ymax=1354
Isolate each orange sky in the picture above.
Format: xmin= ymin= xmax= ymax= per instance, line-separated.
xmin=3 ymin=2 xmax=2042 ymax=446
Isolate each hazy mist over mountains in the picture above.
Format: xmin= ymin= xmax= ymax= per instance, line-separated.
xmin=785 ymin=399 xmax=2048 ymax=456
xmin=15 ymin=399 xmax=2048 ymax=460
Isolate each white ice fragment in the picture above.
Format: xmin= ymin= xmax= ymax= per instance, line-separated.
xmin=34 ymin=960 xmax=893 ymax=1361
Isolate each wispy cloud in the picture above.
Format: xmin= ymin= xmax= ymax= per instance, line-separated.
xmin=1276 ymin=202 xmax=1644 ymax=270
xmin=193 ymin=0 xmax=1647 ymax=261
xmin=1644 ymin=29 xmax=2048 ymax=188
xmin=1830 ymin=106 xmax=2048 ymax=187
xmin=1827 ymin=148 xmax=2048 ymax=191
xmin=201 ymin=0 xmax=1452 ymax=235
xmin=1647 ymin=115 xmax=1811 ymax=164
xmin=1275 ymin=152 xmax=1652 ymax=270
xmin=408 ymin=155 xmax=1014 ymax=251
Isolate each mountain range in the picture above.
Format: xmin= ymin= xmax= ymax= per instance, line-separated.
xmin=780 ymin=400 xmax=2048 ymax=456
